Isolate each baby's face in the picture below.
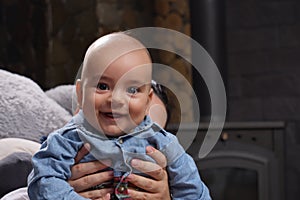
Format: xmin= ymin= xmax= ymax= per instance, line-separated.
xmin=78 ymin=49 xmax=152 ymax=136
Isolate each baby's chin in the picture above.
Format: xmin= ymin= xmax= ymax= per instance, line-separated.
xmin=100 ymin=126 xmax=129 ymax=138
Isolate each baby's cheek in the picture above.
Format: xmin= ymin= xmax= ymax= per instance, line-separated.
xmin=149 ymin=104 xmax=167 ymax=127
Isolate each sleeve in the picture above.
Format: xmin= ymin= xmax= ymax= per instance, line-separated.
xmin=167 ymin=151 xmax=212 ymax=200
xmin=27 ymin=130 xmax=87 ymax=200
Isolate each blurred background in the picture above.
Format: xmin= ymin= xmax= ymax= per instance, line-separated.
xmin=0 ymin=0 xmax=299 ymax=199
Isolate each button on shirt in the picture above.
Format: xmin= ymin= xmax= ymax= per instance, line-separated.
xmin=28 ymin=110 xmax=211 ymax=200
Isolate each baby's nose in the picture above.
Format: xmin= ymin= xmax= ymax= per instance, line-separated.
xmin=111 ymin=91 xmax=127 ymax=108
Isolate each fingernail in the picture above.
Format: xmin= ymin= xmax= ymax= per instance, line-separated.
xmin=146 ymin=146 xmax=155 ymax=153
xmin=126 ymin=174 xmax=133 ymax=180
xmin=101 ymin=159 xmax=112 ymax=166
xmin=131 ymin=159 xmax=139 ymax=167
xmin=84 ymin=143 xmax=91 ymax=151
xmin=127 ymin=189 xmax=132 ymax=195
xmin=105 ymin=193 xmax=110 ymax=200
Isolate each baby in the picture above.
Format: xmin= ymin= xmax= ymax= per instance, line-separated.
xmin=28 ymin=32 xmax=211 ymax=200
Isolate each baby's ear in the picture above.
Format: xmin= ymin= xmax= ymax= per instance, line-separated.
xmin=76 ymin=79 xmax=83 ymax=108
xmin=146 ymin=88 xmax=153 ymax=114
xmin=148 ymin=88 xmax=153 ymax=101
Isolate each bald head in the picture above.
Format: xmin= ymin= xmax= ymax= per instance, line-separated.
xmin=81 ymin=32 xmax=152 ymax=82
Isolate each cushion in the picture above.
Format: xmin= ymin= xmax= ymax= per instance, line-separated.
xmin=1 ymin=187 xmax=29 ymax=200
xmin=0 ymin=138 xmax=40 ymax=160
xmin=0 ymin=152 xmax=33 ymax=198
xmin=45 ymin=84 xmax=76 ymax=115
xmin=0 ymin=69 xmax=72 ymax=142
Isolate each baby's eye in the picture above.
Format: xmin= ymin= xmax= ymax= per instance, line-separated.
xmin=97 ymin=83 xmax=109 ymax=90
xmin=127 ymin=87 xmax=138 ymax=94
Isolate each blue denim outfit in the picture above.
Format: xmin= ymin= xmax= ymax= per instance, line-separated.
xmin=28 ymin=111 xmax=211 ymax=200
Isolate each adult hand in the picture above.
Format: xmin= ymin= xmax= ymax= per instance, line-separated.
xmin=68 ymin=143 xmax=113 ymax=200
xmin=127 ymin=146 xmax=171 ymax=200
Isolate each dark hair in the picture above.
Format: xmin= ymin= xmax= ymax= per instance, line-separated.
xmin=151 ymin=80 xmax=171 ymax=126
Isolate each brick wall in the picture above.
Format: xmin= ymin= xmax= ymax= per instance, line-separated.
xmin=225 ymin=0 xmax=300 ymax=198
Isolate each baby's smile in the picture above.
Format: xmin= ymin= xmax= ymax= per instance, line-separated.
xmin=100 ymin=111 xmax=127 ymax=122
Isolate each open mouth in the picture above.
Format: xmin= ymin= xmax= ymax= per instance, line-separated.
xmin=101 ymin=112 xmax=125 ymax=120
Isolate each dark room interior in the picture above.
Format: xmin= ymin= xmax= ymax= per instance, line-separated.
xmin=0 ymin=0 xmax=300 ymax=199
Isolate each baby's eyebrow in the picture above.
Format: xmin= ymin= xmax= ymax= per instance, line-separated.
xmin=90 ymin=74 xmax=111 ymax=82
xmin=125 ymin=79 xmax=150 ymax=86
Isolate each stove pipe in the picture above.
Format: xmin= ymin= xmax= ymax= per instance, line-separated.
xmin=189 ymin=0 xmax=227 ymax=120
